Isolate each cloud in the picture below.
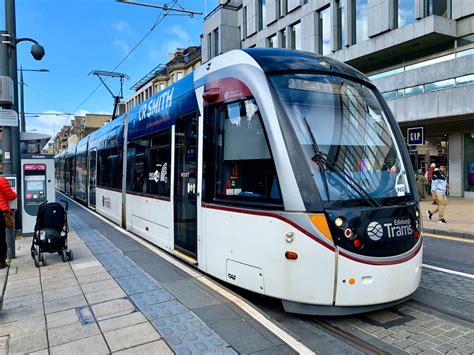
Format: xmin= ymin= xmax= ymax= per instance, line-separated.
xmin=74 ymin=109 xmax=90 ymax=117
xmin=148 ymin=26 xmax=194 ymax=62
xmin=168 ymin=25 xmax=191 ymax=43
xmin=113 ymin=39 xmax=131 ymax=55
xmin=111 ymin=20 xmax=131 ymax=33
xmin=26 ymin=110 xmax=72 ymax=140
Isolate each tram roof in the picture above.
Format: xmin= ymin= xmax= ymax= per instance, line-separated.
xmin=243 ymin=48 xmax=370 ymax=84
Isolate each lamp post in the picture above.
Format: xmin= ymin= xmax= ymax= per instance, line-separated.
xmin=2 ymin=0 xmax=46 ymax=238
xmin=19 ymin=67 xmax=49 ymax=132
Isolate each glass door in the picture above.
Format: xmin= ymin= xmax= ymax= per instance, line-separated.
xmin=88 ymin=149 xmax=97 ymax=208
xmin=174 ymin=113 xmax=198 ymax=259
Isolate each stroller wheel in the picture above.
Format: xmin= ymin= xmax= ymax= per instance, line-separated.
xmin=61 ymin=250 xmax=68 ymax=262
xmin=41 ymin=254 xmax=47 ymax=266
xmin=34 ymin=255 xmax=40 ymax=268
xmin=67 ymin=250 xmax=74 ymax=261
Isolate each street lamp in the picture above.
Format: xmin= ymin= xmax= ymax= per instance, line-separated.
xmin=18 ymin=67 xmax=49 ymax=132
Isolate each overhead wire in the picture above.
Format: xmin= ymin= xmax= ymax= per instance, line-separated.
xmin=72 ymin=0 xmax=178 ymax=114
xmin=24 ymin=82 xmax=71 ymax=115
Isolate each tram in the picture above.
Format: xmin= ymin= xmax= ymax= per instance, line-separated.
xmin=56 ymin=49 xmax=422 ymax=315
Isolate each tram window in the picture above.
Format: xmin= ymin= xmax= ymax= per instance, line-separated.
xmin=127 ymin=139 xmax=148 ymax=193
xmin=127 ymin=131 xmax=171 ymax=197
xmin=97 ymin=147 xmax=122 ymax=189
xmin=147 ymin=132 xmax=171 ymax=196
xmin=210 ymin=99 xmax=282 ymax=206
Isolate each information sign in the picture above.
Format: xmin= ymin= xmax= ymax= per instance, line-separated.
xmin=0 ymin=109 xmax=18 ymax=126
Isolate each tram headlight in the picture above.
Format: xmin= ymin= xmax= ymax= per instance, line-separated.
xmin=335 ymin=217 xmax=345 ymax=228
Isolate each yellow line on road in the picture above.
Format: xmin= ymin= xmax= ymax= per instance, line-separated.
xmin=423 ymin=232 xmax=474 ymax=243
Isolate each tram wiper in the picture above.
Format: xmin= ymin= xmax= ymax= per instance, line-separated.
xmin=303 ymin=117 xmax=331 ymax=201
xmin=302 ymin=117 xmax=380 ymax=208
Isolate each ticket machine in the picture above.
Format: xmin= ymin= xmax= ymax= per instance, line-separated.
xmin=21 ymin=154 xmax=55 ymax=235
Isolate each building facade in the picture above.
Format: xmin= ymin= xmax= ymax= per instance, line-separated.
xmin=202 ymin=0 xmax=474 ymax=197
xmin=125 ymin=46 xmax=202 ymax=112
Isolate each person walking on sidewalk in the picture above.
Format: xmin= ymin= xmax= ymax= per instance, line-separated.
xmin=416 ymin=169 xmax=427 ymax=199
xmin=426 ymin=163 xmax=436 ymax=203
xmin=427 ymin=165 xmax=449 ymax=224
xmin=0 ymin=176 xmax=17 ymax=268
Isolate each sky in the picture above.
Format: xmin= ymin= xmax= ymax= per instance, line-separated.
xmin=0 ymin=0 xmax=219 ymax=138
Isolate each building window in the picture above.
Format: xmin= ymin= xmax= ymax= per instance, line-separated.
xmin=207 ymin=33 xmax=212 ymax=58
xmin=267 ymin=34 xmax=277 ymax=48
xmin=290 ymin=22 xmax=301 ymax=50
xmin=280 ymin=0 xmax=288 ymax=17
xmin=338 ymin=0 xmax=346 ymax=49
xmin=355 ymin=0 xmax=368 ymax=43
xmin=177 ymin=72 xmax=183 ymax=81
xmin=397 ymin=0 xmax=416 ymax=27
xmin=427 ymin=0 xmax=449 ymax=18
xmin=318 ymin=6 xmax=331 ymax=55
xmin=257 ymin=0 xmax=266 ymax=31
xmin=280 ymin=28 xmax=287 ymax=49
xmin=213 ymin=28 xmax=219 ymax=57
xmin=243 ymin=7 xmax=248 ymax=38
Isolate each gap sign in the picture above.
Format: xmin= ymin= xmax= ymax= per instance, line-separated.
xmin=407 ymin=127 xmax=424 ymax=146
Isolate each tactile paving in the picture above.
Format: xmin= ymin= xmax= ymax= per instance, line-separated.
xmin=166 ymin=327 xmax=235 ymax=355
xmin=130 ymin=288 xmax=173 ymax=308
xmin=67 ymin=206 xmax=237 ymax=354
xmin=140 ymin=300 xmax=188 ymax=320
xmin=115 ymin=273 xmax=162 ymax=295
xmin=151 ymin=311 xmax=205 ymax=337
xmin=108 ymin=266 xmax=144 ymax=278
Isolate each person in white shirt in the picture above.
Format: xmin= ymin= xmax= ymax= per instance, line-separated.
xmin=426 ymin=165 xmax=449 ymax=224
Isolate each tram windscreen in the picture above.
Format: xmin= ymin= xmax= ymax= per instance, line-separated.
xmin=270 ymin=74 xmax=412 ymax=206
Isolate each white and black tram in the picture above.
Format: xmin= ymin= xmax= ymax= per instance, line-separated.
xmin=56 ymin=49 xmax=423 ymax=315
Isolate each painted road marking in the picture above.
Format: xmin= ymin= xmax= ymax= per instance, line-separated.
xmin=60 ymin=193 xmax=315 ymax=355
xmin=423 ymin=233 xmax=474 ymax=244
xmin=423 ymin=264 xmax=474 ymax=279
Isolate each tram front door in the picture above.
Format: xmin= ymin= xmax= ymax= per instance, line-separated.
xmin=174 ymin=113 xmax=198 ymax=260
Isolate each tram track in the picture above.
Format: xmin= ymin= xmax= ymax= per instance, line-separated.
xmin=407 ymin=298 xmax=474 ymax=324
xmin=310 ymin=318 xmax=387 ymax=355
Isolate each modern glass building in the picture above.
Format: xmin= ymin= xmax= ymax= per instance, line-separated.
xmin=202 ymin=0 xmax=474 ymax=198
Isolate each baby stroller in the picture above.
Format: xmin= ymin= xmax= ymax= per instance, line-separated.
xmin=31 ymin=200 xmax=73 ymax=267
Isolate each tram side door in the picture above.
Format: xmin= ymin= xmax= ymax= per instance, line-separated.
xmin=88 ymin=149 xmax=97 ymax=208
xmin=174 ymin=113 xmax=198 ymax=260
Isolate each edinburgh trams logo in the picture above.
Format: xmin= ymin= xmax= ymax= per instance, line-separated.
xmin=138 ymin=88 xmax=174 ymax=122
xmin=367 ymin=218 xmax=413 ymax=241
xmin=102 ymin=196 xmax=111 ymax=209
xmin=149 ymin=163 xmax=168 ymax=183
xmin=367 ymin=222 xmax=383 ymax=241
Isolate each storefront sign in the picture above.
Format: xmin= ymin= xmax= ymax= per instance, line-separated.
xmin=407 ymin=127 xmax=424 ymax=146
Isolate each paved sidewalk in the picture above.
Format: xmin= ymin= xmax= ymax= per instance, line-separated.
xmin=0 ymin=234 xmax=173 ymax=354
xmin=420 ymin=197 xmax=474 ymax=239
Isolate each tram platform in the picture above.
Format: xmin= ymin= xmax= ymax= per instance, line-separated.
xmin=0 ymin=197 xmax=297 ymax=354
xmin=420 ymin=197 xmax=474 ymax=239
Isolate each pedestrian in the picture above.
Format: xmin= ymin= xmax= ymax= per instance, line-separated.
xmin=0 ymin=176 xmax=17 ymax=268
xmin=426 ymin=165 xmax=449 ymax=224
xmin=430 ymin=167 xmax=439 ymax=205
xmin=426 ymin=163 xmax=436 ymax=204
xmin=416 ymin=169 xmax=427 ymax=199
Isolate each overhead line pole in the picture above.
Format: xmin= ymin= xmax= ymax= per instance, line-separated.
xmin=116 ymin=0 xmax=202 ymax=16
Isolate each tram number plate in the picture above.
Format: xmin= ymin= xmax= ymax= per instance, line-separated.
xmin=395 ymin=184 xmax=406 ymax=196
